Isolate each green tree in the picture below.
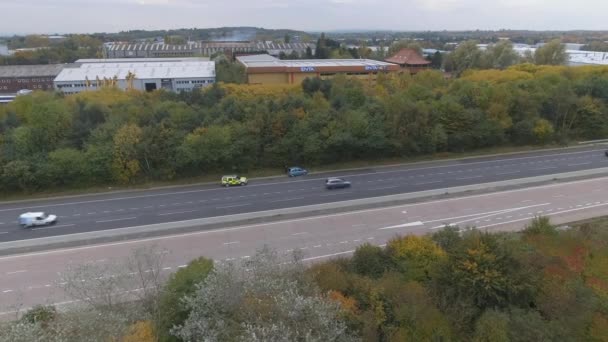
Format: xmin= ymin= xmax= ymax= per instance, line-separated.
xmin=472 ymin=309 xmax=510 ymax=342
xmin=157 ymin=257 xmax=214 ymax=342
xmin=450 ymin=40 xmax=484 ymax=75
xmin=112 ymin=123 xmax=143 ymax=183
xmin=352 ymin=243 xmax=391 ymax=279
xmin=534 ymin=39 xmax=567 ymax=65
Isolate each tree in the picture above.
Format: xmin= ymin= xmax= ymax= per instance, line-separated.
xmin=284 ymin=33 xmax=291 ymax=44
xmin=111 ymin=123 xmax=143 ymax=183
xmin=173 ymin=247 xmax=358 ymax=342
xmin=473 ymin=309 xmax=510 ymax=342
xmin=387 ymin=235 xmax=446 ymax=281
xmin=482 ymin=40 xmax=520 ymax=69
xmin=352 ymin=243 xmax=391 ymax=279
xmin=450 ymin=40 xmax=484 ymax=75
xmin=157 ymin=257 xmax=214 ymax=342
xmin=534 ymin=39 xmax=567 ymax=65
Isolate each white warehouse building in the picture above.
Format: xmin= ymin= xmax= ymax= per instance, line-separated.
xmin=54 ymin=58 xmax=215 ymax=94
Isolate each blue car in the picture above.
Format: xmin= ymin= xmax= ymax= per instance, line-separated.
xmin=287 ymin=167 xmax=308 ymax=177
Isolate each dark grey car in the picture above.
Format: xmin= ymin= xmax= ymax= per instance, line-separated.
xmin=325 ymin=178 xmax=351 ymax=190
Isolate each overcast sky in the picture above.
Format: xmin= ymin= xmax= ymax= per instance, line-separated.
xmin=1 ymin=0 xmax=607 ymax=35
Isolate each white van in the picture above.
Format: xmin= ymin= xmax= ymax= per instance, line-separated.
xmin=18 ymin=212 xmax=58 ymax=228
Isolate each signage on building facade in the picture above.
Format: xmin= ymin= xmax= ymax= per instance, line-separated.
xmin=364 ymin=65 xmax=387 ymax=71
xmin=300 ymin=66 xmax=316 ymax=72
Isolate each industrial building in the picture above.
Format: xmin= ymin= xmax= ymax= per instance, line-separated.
xmin=385 ymin=48 xmax=431 ymax=74
xmin=237 ymin=54 xmax=399 ymax=85
xmin=103 ymin=41 xmax=315 ymax=58
xmin=54 ymin=58 xmax=215 ymax=94
xmin=0 ymin=64 xmax=64 ymax=93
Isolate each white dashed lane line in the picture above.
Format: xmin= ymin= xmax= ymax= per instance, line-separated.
xmin=158 ymin=209 xmax=198 ymax=216
xmin=32 ymin=224 xmax=75 ymax=231
xmin=215 ymin=203 xmax=252 ymax=209
xmin=95 ymin=217 xmax=137 ymax=223
xmin=6 ymin=270 xmax=27 ymax=275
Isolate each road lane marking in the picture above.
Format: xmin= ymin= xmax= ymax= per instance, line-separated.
xmin=429 ymin=203 xmax=551 ymax=229
xmin=496 ymin=171 xmax=520 ymax=176
xmin=31 ymin=224 xmax=76 ymax=231
xmin=2 ymin=290 xmax=13 ymax=293
xmin=269 ymin=197 xmax=304 ymax=203
xmin=522 ymin=200 xmax=532 ymax=203
xmin=223 ymin=241 xmax=240 ymax=245
xmin=216 ymin=203 xmax=251 ymax=209
xmin=477 ymin=201 xmax=608 ymax=229
xmin=533 ymin=166 xmax=558 ymax=171
xmin=158 ymin=210 xmax=198 ymax=216
xmin=95 ymin=217 xmax=137 ymax=223
xmin=302 ymin=250 xmax=355 ymax=261
xmin=0 ymin=232 xmax=7 ymax=235
xmin=320 ymin=192 xmax=353 ymax=196
xmin=414 ymin=180 xmax=442 ymax=186
xmin=456 ymin=175 xmax=483 ymax=180
xmin=292 ymin=232 xmax=308 ymax=236
xmin=569 ymin=162 xmax=592 ymax=166
xmin=6 ymin=270 xmax=27 ymax=275
xmin=379 ymin=221 xmax=424 ymax=230
xmin=369 ymin=186 xmax=399 ymax=191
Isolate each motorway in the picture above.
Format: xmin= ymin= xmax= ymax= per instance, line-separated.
xmin=0 ymin=146 xmax=607 ymax=242
xmin=1 ymin=176 xmax=608 ymax=316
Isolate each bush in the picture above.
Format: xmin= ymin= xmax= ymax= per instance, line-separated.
xmin=524 ymin=216 xmax=557 ymax=236
xmin=157 ymin=257 xmax=214 ymax=342
xmin=352 ymin=243 xmax=391 ymax=279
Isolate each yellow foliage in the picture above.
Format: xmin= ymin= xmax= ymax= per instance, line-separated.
xmin=589 ymin=313 xmax=608 ymax=342
xmin=220 ymin=83 xmax=300 ymax=99
xmin=120 ymin=321 xmax=156 ymax=342
xmin=388 ymin=235 xmax=446 ymax=280
xmin=462 ymin=69 xmax=533 ymax=84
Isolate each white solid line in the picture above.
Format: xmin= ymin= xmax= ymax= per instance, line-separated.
xmin=477 ymin=201 xmax=608 ymax=229
xmin=568 ymin=162 xmax=592 ymax=166
xmin=216 ymin=203 xmax=251 ymax=209
xmin=302 ymin=250 xmax=355 ymax=261
xmin=430 ymin=203 xmax=551 ymax=229
xmin=320 ymin=192 xmax=353 ymax=197
xmin=496 ymin=171 xmax=520 ymax=175
xmin=158 ymin=209 xmax=198 ymax=216
xmin=269 ymin=197 xmax=304 ymax=203
xmin=31 ymin=224 xmax=76 ymax=231
xmin=369 ymin=186 xmax=399 ymax=191
xmin=379 ymin=221 xmax=425 ymax=230
xmin=532 ymin=166 xmax=558 ymax=171
xmin=426 ymin=203 xmax=549 ymax=225
xmin=95 ymin=217 xmax=137 ymax=223
xmin=223 ymin=241 xmax=240 ymax=245
xmin=414 ymin=180 xmax=442 ymax=186
xmin=456 ymin=175 xmax=483 ymax=180
xmin=6 ymin=270 xmax=26 ymax=275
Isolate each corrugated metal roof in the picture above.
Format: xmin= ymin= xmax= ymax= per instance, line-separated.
xmin=0 ymin=64 xmax=65 ymax=78
xmin=54 ymin=61 xmax=215 ymax=82
xmin=238 ymin=55 xmax=396 ymax=68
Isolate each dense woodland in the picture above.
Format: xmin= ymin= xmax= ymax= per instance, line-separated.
xmin=1 ymin=64 xmax=608 ymax=193
xmin=2 ymin=217 xmax=607 ymax=341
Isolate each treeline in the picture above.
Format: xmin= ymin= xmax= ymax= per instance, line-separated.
xmin=0 ymin=35 xmax=102 ymax=65
xmin=2 ymin=217 xmax=608 ymax=341
xmin=1 ymin=65 xmax=608 ymax=193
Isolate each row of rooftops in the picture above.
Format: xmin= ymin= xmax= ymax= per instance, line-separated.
xmin=104 ymin=41 xmax=315 ymax=52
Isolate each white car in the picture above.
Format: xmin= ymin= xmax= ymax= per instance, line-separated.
xmin=18 ymin=212 xmax=58 ymax=228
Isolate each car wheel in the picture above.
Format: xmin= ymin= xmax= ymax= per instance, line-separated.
xmin=51 ymin=221 xmax=57 ymax=225
xmin=20 ymin=224 xmax=27 ymax=228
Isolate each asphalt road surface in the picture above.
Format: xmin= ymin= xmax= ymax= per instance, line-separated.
xmin=0 ymin=146 xmax=607 ymax=242
xmin=1 ymin=176 xmax=608 ymax=316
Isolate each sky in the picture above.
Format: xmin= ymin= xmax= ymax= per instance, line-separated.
xmin=1 ymin=0 xmax=607 ymax=35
